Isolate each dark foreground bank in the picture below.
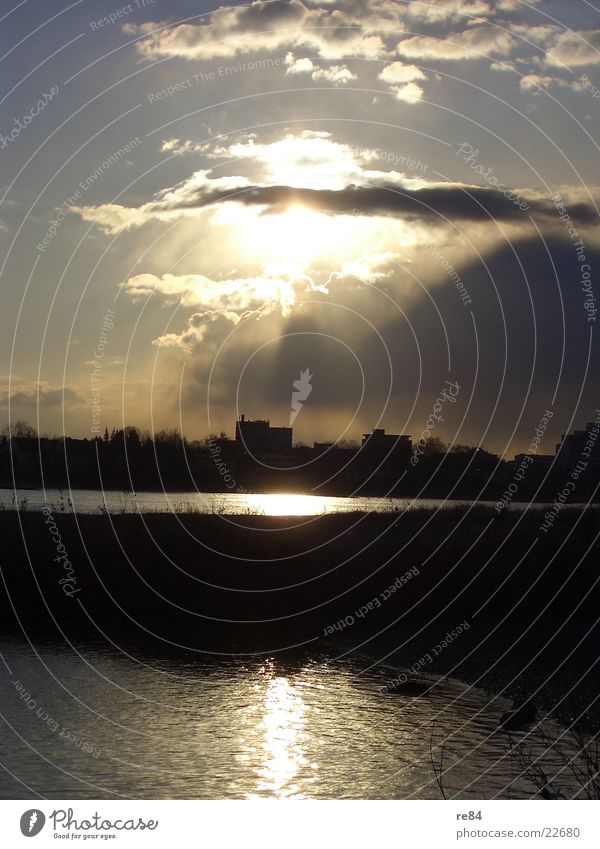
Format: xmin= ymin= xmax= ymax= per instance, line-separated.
xmin=1 ymin=505 xmax=599 ymax=725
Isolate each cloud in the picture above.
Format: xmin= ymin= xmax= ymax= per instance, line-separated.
xmin=545 ymin=29 xmax=600 ymax=67
xmin=124 ymin=267 xmax=327 ymax=318
xmin=284 ymin=52 xmax=356 ymax=83
xmin=519 ymin=73 xmax=569 ymax=92
xmin=72 ymin=131 xmax=599 ymax=242
xmin=398 ymin=0 xmax=543 ymax=25
xmin=143 ymin=254 xmax=409 ymax=358
xmin=378 ymin=61 xmax=426 ymax=84
xmin=174 ymin=228 xmax=599 ymax=452
xmin=284 ymin=53 xmax=316 ymax=73
xmin=125 ymin=0 xmax=394 ymax=62
xmin=509 ymin=23 xmax=559 ymax=48
xmin=403 ymin=0 xmax=492 ymax=24
xmin=311 ymin=64 xmax=357 ymax=84
xmin=0 ymin=385 xmax=85 ymax=411
xmin=378 ymin=62 xmax=427 ymax=104
xmin=72 ymin=169 xmax=251 ymax=233
xmin=73 ymin=131 xmax=437 ymax=233
xmin=490 ymin=59 xmax=518 ymax=72
xmin=73 ymin=173 xmax=599 ymax=241
xmin=216 ymin=130 xmax=373 ymax=189
xmin=155 ymin=310 xmax=241 ymax=351
xmin=160 ymin=138 xmax=211 ymax=155
xmin=126 ymin=0 xmax=309 ymax=60
xmin=495 ymin=0 xmax=542 ymax=9
xmin=119 ymin=177 xmax=596 ymax=229
xmin=397 ymin=24 xmax=515 ymax=61
xmin=390 ymin=82 xmax=424 ymax=103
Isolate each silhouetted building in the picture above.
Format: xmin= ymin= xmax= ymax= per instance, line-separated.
xmin=555 ymin=421 xmax=600 ymax=470
xmin=513 ymin=453 xmax=554 ymax=468
xmin=235 ymin=415 xmax=292 ymax=455
xmin=361 ymin=429 xmax=412 ymax=463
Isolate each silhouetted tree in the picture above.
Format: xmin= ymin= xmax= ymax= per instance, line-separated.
xmin=1 ymin=421 xmax=37 ymax=439
xmin=337 ymin=439 xmax=359 ymax=449
xmin=123 ymin=426 xmax=140 ymax=445
xmin=422 ymin=437 xmax=446 ymax=456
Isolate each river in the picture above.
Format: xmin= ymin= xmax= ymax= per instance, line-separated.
xmin=0 ymin=640 xmax=576 ymax=799
xmin=0 ymin=489 xmax=544 ymax=516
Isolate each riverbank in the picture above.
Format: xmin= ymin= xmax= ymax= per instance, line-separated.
xmin=1 ymin=506 xmax=598 ymax=725
xmin=322 ymin=613 xmax=600 ymax=733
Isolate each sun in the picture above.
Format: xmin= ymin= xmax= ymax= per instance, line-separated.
xmin=240 ymin=205 xmax=357 ymax=268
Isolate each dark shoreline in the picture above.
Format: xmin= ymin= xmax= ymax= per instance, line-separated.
xmin=322 ymin=616 xmax=600 ymax=732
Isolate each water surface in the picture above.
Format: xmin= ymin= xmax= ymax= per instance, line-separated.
xmin=0 ymin=641 xmax=571 ymax=799
xmin=0 ymin=489 xmax=543 ymax=516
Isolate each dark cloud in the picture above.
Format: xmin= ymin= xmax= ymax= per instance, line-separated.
xmin=235 ymin=0 xmax=308 ymax=28
xmin=158 ymin=181 xmax=599 ymax=227
xmin=1 ymin=387 xmax=85 ymax=411
xmin=128 ymin=0 xmax=390 ymax=60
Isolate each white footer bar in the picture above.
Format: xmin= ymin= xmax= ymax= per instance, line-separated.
xmin=0 ymin=800 xmax=598 ymax=848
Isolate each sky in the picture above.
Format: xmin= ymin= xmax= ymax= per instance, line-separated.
xmin=1 ymin=0 xmax=599 ymax=456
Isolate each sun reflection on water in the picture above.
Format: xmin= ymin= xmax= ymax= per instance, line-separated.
xmin=258 ymin=676 xmax=309 ymax=797
xmin=245 ymin=493 xmax=330 ymax=516
xmin=240 ymin=668 xmax=312 ymax=799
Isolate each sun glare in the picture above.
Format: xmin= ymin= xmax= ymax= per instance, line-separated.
xmin=241 ymin=205 xmax=359 ymax=268
xmin=247 ymin=493 xmax=329 ymax=516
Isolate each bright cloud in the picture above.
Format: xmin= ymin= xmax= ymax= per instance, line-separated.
xmin=545 ymin=29 xmax=600 ymax=67
xmin=519 ymin=73 xmax=568 ymax=92
xmin=311 ymin=64 xmax=357 ymax=84
xmin=284 ymin=52 xmax=356 ymax=83
xmin=73 ymin=170 xmax=250 ymax=233
xmin=397 ymin=25 xmax=515 ymax=61
xmin=378 ymin=62 xmax=426 ymax=84
xmin=390 ymin=82 xmax=424 ymax=103
xmin=284 ymin=53 xmax=316 ymax=73
xmin=125 ymin=0 xmax=394 ymax=62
